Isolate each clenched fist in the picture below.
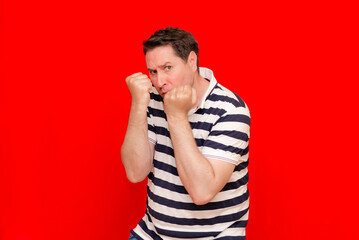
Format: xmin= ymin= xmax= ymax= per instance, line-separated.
xmin=126 ymin=73 xmax=152 ymax=110
xmin=163 ymin=85 xmax=197 ymax=120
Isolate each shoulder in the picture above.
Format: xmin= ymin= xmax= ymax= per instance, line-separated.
xmin=207 ymin=83 xmax=250 ymax=116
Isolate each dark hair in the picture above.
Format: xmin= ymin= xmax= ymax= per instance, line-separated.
xmin=143 ymin=27 xmax=199 ymax=71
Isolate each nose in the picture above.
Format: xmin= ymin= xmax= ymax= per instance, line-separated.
xmin=157 ymin=72 xmax=166 ymax=87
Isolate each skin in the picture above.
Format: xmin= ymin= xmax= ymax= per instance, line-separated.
xmin=121 ymin=45 xmax=236 ymax=205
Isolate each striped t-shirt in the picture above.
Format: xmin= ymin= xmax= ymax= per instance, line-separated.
xmin=131 ymin=67 xmax=250 ymax=240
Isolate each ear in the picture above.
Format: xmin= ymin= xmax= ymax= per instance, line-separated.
xmin=187 ymin=51 xmax=198 ymax=72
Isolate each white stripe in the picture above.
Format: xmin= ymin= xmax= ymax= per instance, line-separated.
xmin=147 ymin=188 xmax=249 ymax=220
xmin=229 ymin=168 xmax=249 ymax=182
xmin=239 ymin=151 xmax=249 ymax=162
xmin=152 ymin=115 xmax=167 ymax=128
xmin=211 ymin=184 xmax=248 ymax=203
xmin=214 ymin=121 xmax=249 ymax=131
xmin=133 ymin=214 xmax=158 ymax=240
xmin=204 ymin=154 xmax=238 ymax=165
xmin=148 ymin=177 xmax=193 ymax=203
xmin=215 ymin=227 xmax=246 ymax=238
xmin=152 ymin=167 xmax=182 ymax=186
xmin=205 ymin=134 xmax=249 ymax=147
xmin=201 ymin=148 xmax=247 ymax=165
xmin=192 ymin=128 xmax=210 ymax=139
xmin=190 ymin=112 xmax=220 ymax=122
xmin=154 ymin=151 xmax=176 ymax=168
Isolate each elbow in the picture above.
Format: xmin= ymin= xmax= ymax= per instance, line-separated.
xmin=126 ymin=171 xmax=146 ymax=183
xmin=121 ymin=146 xmax=151 ymax=183
xmin=121 ymin=155 xmax=147 ymax=184
xmin=191 ymin=192 xmax=216 ymax=206
xmin=186 ymin=182 xmax=218 ymax=205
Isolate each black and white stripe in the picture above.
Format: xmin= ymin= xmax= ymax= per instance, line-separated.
xmin=132 ymin=68 xmax=250 ymax=240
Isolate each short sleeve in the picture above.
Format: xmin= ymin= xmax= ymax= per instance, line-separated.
xmin=201 ymin=106 xmax=250 ymax=165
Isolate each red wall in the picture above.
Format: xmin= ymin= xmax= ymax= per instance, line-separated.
xmin=1 ymin=1 xmax=358 ymax=239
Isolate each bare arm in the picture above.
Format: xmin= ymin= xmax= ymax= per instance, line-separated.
xmin=168 ymin=117 xmax=235 ymax=205
xmin=164 ymin=85 xmax=235 ymax=205
xmin=121 ymin=73 xmax=155 ymax=183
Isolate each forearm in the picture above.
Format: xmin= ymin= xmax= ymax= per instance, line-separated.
xmin=167 ymin=117 xmax=217 ymax=205
xmin=121 ymin=105 xmax=153 ymax=183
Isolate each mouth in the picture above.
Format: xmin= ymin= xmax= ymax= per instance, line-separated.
xmin=159 ymin=92 xmax=167 ymax=98
xmin=160 ymin=88 xmax=169 ymax=96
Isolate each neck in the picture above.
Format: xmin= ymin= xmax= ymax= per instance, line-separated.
xmin=192 ymin=73 xmax=210 ymax=107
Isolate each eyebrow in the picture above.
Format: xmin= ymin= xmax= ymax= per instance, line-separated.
xmin=148 ymin=62 xmax=172 ymax=72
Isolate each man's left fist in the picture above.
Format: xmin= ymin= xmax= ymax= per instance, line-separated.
xmin=163 ymin=85 xmax=197 ymax=120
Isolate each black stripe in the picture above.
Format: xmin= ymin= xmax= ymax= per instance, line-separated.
xmin=189 ymin=121 xmax=213 ymax=131
xmin=204 ymin=140 xmax=245 ymax=155
xmin=148 ymin=124 xmax=155 ymax=134
xmin=214 ymin=84 xmax=222 ymax=90
xmin=155 ymin=226 xmax=219 ymax=238
xmin=194 ymin=108 xmax=206 ymax=115
xmin=229 ymin=220 xmax=248 ymax=228
xmin=235 ymin=161 xmax=249 ymax=171
xmin=216 ymin=114 xmax=251 ymax=125
xmin=154 ymin=143 xmax=174 ymax=157
xmin=203 ymin=82 xmax=217 ymax=102
xmin=153 ymin=159 xmax=178 ymax=176
xmin=148 ymin=186 xmax=249 ymax=211
xmin=136 ymin=216 xmax=162 ymax=240
xmin=195 ymin=138 xmax=205 ymax=147
xmin=149 ymin=172 xmax=187 ymax=194
xmin=242 ymin=145 xmax=249 ymax=156
xmin=221 ymin=172 xmax=249 ymax=191
xmin=207 ymin=93 xmax=243 ymax=108
xmin=199 ymin=107 xmax=227 ymax=116
xmin=150 ymin=92 xmax=163 ymax=102
xmin=148 ymin=106 xmax=166 ymax=119
xmin=210 ymin=130 xmax=249 ymax=142
xmin=147 ymin=201 xmax=249 ymax=226
xmin=233 ymin=92 xmax=246 ymax=108
xmin=156 ymin=126 xmax=170 ymax=138
xmin=136 ymin=216 xmax=247 ymax=240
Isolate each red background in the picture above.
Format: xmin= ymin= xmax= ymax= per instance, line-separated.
xmin=1 ymin=1 xmax=358 ymax=239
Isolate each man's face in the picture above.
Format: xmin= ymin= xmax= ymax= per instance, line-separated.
xmin=145 ymin=45 xmax=195 ymax=98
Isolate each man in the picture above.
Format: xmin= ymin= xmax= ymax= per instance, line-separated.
xmin=121 ymin=27 xmax=250 ymax=240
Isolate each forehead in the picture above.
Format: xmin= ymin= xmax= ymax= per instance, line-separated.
xmin=145 ymin=45 xmax=182 ymax=67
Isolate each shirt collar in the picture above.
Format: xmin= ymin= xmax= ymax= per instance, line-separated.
xmin=188 ymin=67 xmax=217 ymax=115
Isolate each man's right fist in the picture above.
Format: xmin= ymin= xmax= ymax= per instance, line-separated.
xmin=125 ymin=73 xmax=152 ymax=108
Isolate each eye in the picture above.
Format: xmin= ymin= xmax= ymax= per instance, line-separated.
xmin=165 ymin=66 xmax=172 ymax=71
xmin=149 ymin=70 xmax=157 ymax=75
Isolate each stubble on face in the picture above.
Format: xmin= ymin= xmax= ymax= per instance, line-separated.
xmin=145 ymin=45 xmax=194 ymax=97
